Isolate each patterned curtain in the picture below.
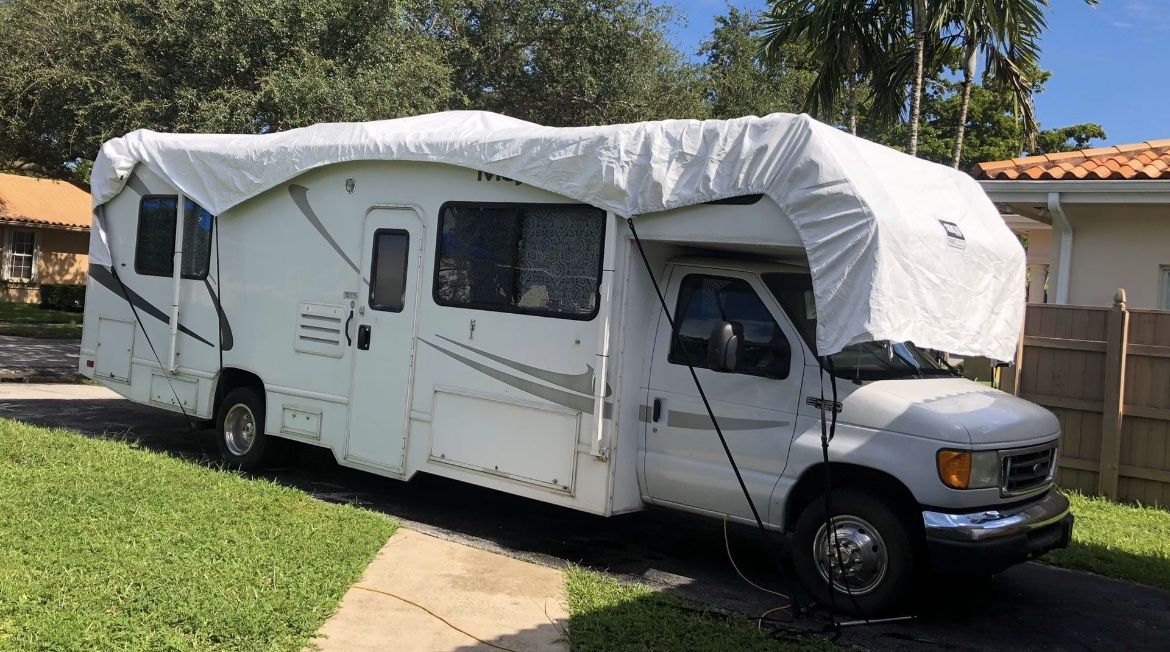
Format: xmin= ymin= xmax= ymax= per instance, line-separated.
xmin=516 ymin=206 xmax=603 ymax=315
xmin=437 ymin=204 xmax=604 ymax=317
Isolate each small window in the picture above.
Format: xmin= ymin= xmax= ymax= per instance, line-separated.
xmin=434 ymin=202 xmax=605 ymax=319
xmin=369 ymin=230 xmax=410 ymax=312
xmin=668 ymin=274 xmax=790 ymax=378
xmin=134 ymin=195 xmax=214 ymax=279
xmin=4 ymin=229 xmax=36 ymax=282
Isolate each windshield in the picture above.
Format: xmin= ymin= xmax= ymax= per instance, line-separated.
xmin=762 ymin=272 xmax=953 ymax=380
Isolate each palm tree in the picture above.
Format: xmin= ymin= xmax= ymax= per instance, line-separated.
xmin=759 ymin=0 xmax=896 ymax=135
xmin=950 ymin=0 xmax=1098 ymax=168
xmin=949 ymin=0 xmax=1045 ymax=167
xmin=907 ymin=0 xmax=957 ymax=156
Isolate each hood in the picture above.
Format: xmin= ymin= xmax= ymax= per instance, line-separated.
xmin=839 ymin=378 xmax=1059 ymax=446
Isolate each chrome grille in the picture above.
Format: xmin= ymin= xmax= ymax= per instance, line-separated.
xmin=1001 ymin=445 xmax=1057 ymax=496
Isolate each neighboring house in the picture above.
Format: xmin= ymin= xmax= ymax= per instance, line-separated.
xmin=976 ymin=140 xmax=1170 ymax=309
xmin=0 ymin=173 xmax=91 ymax=303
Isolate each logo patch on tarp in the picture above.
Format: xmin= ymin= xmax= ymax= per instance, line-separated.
xmin=939 ymin=220 xmax=966 ymax=251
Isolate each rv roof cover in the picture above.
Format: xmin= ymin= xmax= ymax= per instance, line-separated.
xmin=91 ymin=110 xmax=1024 ymax=360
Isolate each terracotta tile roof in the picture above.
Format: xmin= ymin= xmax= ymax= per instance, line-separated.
xmin=974 ymin=139 xmax=1170 ymax=181
xmin=0 ymin=173 xmax=91 ymax=230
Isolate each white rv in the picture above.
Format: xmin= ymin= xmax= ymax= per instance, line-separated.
xmin=81 ymin=112 xmax=1072 ymax=614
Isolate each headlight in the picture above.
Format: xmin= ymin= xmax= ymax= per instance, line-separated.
xmin=937 ymin=449 xmax=999 ymax=490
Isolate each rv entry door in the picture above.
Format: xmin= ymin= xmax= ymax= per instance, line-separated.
xmin=345 ymin=207 xmax=424 ymax=474
xmin=643 ymin=266 xmax=803 ymax=521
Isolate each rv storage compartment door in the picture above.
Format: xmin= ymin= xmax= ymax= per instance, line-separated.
xmin=95 ymin=318 xmax=134 ymax=382
xmin=430 ymin=389 xmax=578 ymax=493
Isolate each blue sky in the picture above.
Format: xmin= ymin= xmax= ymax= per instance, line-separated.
xmin=668 ymin=0 xmax=1170 ymax=147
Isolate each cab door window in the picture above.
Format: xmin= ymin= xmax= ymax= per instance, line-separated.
xmin=668 ymin=274 xmax=791 ymax=378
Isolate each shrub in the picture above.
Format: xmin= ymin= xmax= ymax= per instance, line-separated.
xmin=39 ymin=284 xmax=86 ymax=311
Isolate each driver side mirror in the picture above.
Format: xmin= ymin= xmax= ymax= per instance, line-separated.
xmin=707 ymin=321 xmax=743 ymax=373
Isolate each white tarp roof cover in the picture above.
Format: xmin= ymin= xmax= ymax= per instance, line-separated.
xmin=91 ymin=110 xmax=1024 ymax=360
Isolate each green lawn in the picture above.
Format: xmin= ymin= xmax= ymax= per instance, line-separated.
xmin=1044 ymin=491 xmax=1170 ymax=591
xmin=565 ymin=567 xmax=832 ymax=652
xmin=0 ymin=419 xmax=396 ymax=651
xmin=0 ymin=302 xmax=83 ymax=324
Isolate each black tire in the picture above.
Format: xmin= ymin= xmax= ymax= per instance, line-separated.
xmin=791 ymin=489 xmax=916 ymax=616
xmin=215 ymin=387 xmax=272 ymax=471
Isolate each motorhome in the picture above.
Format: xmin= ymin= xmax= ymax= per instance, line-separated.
xmin=81 ymin=111 xmax=1073 ymax=613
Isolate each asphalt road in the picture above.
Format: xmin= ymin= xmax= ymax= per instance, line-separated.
xmin=2 ymin=386 xmax=1168 ymax=652
xmin=0 ymin=335 xmax=80 ymax=381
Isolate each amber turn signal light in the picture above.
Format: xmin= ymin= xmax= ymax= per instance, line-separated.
xmin=937 ymin=450 xmax=972 ymax=489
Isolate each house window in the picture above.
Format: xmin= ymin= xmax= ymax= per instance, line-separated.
xmin=4 ymin=229 xmax=36 ymax=282
xmin=1161 ymin=266 xmax=1170 ymax=310
xmin=433 ymin=202 xmax=605 ymax=319
xmin=134 ymin=195 xmax=214 ymax=279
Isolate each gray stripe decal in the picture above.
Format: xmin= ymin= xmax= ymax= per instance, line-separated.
xmin=421 ymin=338 xmax=612 ymax=417
xmin=435 ymin=334 xmax=608 ymax=397
xmin=89 ymin=265 xmax=214 ymax=348
xmin=637 ymin=403 xmax=787 ymax=430
xmin=125 ymin=175 xmax=150 ymax=197
xmin=668 ymin=411 xmax=788 ymax=431
xmin=289 ymin=184 xmax=361 ymax=275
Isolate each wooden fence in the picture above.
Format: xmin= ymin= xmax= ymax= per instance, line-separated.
xmin=1003 ymin=290 xmax=1170 ymax=507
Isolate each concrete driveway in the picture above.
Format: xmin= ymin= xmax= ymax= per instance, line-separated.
xmin=2 ymin=384 xmax=1168 ymax=651
xmin=0 ymin=335 xmax=80 ymax=382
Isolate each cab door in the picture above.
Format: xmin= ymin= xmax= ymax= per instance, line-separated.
xmin=345 ymin=207 xmax=424 ymax=473
xmin=643 ymin=266 xmax=804 ymax=521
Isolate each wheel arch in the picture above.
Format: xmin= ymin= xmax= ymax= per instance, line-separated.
xmin=784 ymin=462 xmax=922 ymax=535
xmin=213 ymin=367 xmax=265 ymax=414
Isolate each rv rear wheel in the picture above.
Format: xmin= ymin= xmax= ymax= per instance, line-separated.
xmin=216 ymin=387 xmax=271 ymax=471
xmin=791 ymin=489 xmax=915 ymax=616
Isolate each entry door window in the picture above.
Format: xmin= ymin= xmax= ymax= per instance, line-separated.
xmin=369 ymin=230 xmax=410 ymax=312
xmin=668 ymin=274 xmax=790 ymax=378
xmin=4 ymin=230 xmax=36 ymax=281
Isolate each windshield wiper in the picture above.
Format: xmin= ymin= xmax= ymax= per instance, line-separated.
xmin=889 ymin=343 xmax=925 ymax=379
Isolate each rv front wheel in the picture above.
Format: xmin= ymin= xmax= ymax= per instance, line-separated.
xmin=791 ymin=489 xmax=915 ymax=616
xmin=216 ymin=387 xmax=271 ymax=471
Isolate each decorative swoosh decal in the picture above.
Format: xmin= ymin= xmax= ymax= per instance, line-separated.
xmin=289 ymin=184 xmax=361 ymax=275
xmin=204 ymin=279 xmax=234 ymax=351
xmin=434 ymin=334 xmax=609 ymax=397
xmin=420 ymin=338 xmax=612 ymax=417
xmin=89 ymin=265 xmax=214 ymax=347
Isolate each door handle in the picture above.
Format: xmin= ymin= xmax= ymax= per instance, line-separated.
xmin=652 ymin=398 xmax=662 ymax=422
xmin=357 ymin=324 xmax=371 ymax=350
xmin=344 ymin=309 xmax=354 ymax=347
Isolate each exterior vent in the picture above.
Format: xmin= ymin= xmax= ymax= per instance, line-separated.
xmin=1001 ymin=444 xmax=1056 ymax=496
xmin=295 ymin=302 xmax=348 ymax=358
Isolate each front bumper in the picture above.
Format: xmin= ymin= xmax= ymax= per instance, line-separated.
xmin=922 ymin=490 xmax=1073 ymax=574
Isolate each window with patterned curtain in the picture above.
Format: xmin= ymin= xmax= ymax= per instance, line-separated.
xmin=435 ymin=203 xmax=605 ymax=319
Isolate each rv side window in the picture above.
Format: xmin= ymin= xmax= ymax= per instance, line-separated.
xmin=434 ymin=202 xmax=605 ymax=319
xmin=134 ymin=195 xmax=214 ymax=279
xmin=369 ymin=230 xmax=410 ymax=312
xmin=668 ymin=274 xmax=790 ymax=378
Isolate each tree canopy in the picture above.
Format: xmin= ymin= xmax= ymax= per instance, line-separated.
xmin=0 ymin=0 xmax=454 ymax=180
xmin=0 ymin=0 xmax=1104 ymax=184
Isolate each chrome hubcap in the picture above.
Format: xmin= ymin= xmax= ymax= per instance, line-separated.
xmin=813 ymin=515 xmax=888 ymax=595
xmin=223 ymin=404 xmax=257 ymax=457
